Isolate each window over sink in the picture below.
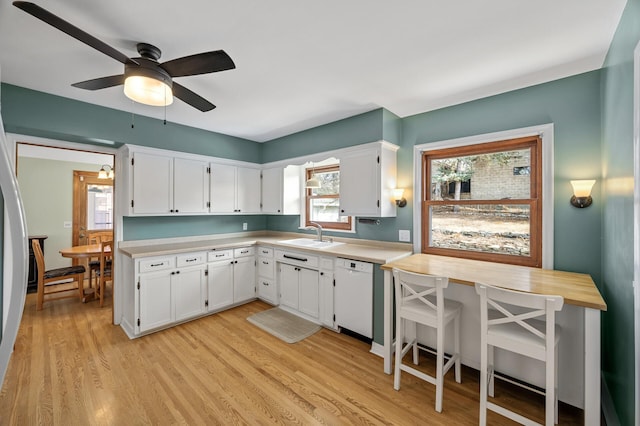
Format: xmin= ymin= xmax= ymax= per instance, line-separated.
xmin=304 ymin=161 xmax=353 ymax=232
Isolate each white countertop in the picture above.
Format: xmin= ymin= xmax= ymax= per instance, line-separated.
xmin=118 ymin=232 xmax=413 ymax=265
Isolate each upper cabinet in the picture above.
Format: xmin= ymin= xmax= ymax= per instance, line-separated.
xmin=210 ymin=163 xmax=261 ymax=214
xmin=121 ymin=145 xmax=261 ymax=216
xmin=338 ymin=141 xmax=398 ymax=217
xmin=261 ymin=165 xmax=301 ymax=215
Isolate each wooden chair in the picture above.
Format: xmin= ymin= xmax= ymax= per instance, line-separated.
xmin=475 ymin=282 xmax=563 ymax=426
xmin=392 ymin=268 xmax=462 ymax=413
xmin=94 ymin=240 xmax=113 ymax=308
xmin=33 ymin=239 xmax=86 ymax=311
xmin=87 ymin=230 xmax=113 ymax=288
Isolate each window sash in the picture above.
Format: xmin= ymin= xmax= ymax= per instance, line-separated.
xmin=422 ymin=136 xmax=542 ymax=267
xmin=305 ymin=165 xmax=352 ymax=230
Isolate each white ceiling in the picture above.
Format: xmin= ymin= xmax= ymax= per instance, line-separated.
xmin=0 ymin=1 xmax=627 ymax=143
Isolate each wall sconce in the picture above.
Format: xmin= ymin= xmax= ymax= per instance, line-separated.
xmin=98 ymin=165 xmax=114 ymax=179
xmin=393 ymin=188 xmax=407 ymax=208
xmin=570 ymin=180 xmax=595 ymax=208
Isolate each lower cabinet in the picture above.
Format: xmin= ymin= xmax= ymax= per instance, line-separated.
xmin=278 ymin=258 xmax=320 ymax=320
xmin=318 ymin=258 xmax=336 ymax=329
xmin=207 ymin=255 xmax=234 ymax=311
xmin=206 ymin=246 xmax=256 ymax=311
xmin=136 ymin=252 xmax=207 ymax=334
xmin=257 ymin=246 xmax=277 ymax=305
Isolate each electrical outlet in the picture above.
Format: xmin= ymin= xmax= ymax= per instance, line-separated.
xmin=399 ymin=230 xmax=410 ymax=242
xmin=242 ymin=222 xmax=248 ymax=231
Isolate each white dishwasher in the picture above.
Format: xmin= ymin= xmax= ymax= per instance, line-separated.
xmin=334 ymin=258 xmax=374 ymax=339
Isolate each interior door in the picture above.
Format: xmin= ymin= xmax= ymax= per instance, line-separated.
xmin=72 ymin=170 xmax=113 ymax=250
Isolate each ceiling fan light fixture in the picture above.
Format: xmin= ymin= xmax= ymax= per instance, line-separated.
xmin=124 ymin=62 xmax=173 ymax=107
xmin=124 ymin=75 xmax=173 ymax=106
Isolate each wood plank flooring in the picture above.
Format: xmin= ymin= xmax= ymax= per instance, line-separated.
xmin=1 ymin=294 xmax=583 ymax=425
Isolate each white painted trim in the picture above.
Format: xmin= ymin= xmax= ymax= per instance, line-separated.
xmin=412 ymin=123 xmax=555 ymax=269
xmin=633 ymin=39 xmax=640 ymax=426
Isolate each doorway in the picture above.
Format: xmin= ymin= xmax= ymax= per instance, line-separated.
xmin=72 ymin=170 xmax=113 ymax=247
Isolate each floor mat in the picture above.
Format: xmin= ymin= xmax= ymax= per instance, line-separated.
xmin=247 ymin=307 xmax=321 ymax=344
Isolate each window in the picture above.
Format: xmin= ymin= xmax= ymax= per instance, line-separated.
xmin=422 ymin=135 xmax=542 ymax=267
xmin=305 ymin=164 xmax=352 ymax=230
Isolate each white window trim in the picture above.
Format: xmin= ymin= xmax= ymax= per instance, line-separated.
xmin=298 ymin=158 xmax=356 ymax=233
xmin=412 ymin=123 xmax=554 ymax=269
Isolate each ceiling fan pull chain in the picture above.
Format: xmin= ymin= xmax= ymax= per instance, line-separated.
xmin=164 ymin=89 xmax=167 ymax=125
xmin=131 ymin=100 xmax=135 ymax=129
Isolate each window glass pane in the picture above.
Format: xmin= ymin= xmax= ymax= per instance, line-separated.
xmin=309 ymin=198 xmax=348 ymax=223
xmin=430 ymin=148 xmax=530 ymax=201
xmin=87 ymin=184 xmax=113 ymax=230
xmin=429 ymin=204 xmax=530 ymax=257
xmin=310 ymin=169 xmax=340 ymax=196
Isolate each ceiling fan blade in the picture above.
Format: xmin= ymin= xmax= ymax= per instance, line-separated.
xmin=13 ymin=1 xmax=137 ymax=66
xmin=72 ymin=75 xmax=125 ymax=90
xmin=160 ymin=50 xmax=235 ymax=77
xmin=172 ymin=82 xmax=216 ymax=112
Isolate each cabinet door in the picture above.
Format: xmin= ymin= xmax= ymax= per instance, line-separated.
xmin=207 ymin=260 xmax=234 ymax=310
xmin=257 ymin=277 xmax=277 ymax=305
xmin=319 ymin=270 xmax=334 ymax=328
xmin=279 ymin=263 xmax=299 ymax=310
xmin=261 ymin=167 xmax=282 ymax=214
xmin=138 ymin=270 xmax=173 ymax=332
xmin=339 ymin=149 xmax=379 ymax=216
xmin=132 ymin=152 xmax=174 ymax=214
xmin=209 ymin=163 xmax=237 ymax=213
xmin=233 ymin=256 xmax=256 ymax=303
xmin=298 ymin=267 xmax=319 ymax=319
xmin=174 ymin=158 xmax=209 ymax=214
xmin=236 ymin=167 xmax=262 ymax=213
xmin=173 ymin=266 xmax=207 ymax=322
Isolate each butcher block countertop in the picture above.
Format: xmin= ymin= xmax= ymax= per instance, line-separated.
xmin=118 ymin=231 xmax=413 ymax=265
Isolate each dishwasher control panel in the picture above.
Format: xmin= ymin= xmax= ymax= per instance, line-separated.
xmin=335 ymin=258 xmax=373 ymax=273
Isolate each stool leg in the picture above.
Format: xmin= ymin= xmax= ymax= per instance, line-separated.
xmin=411 ymin=321 xmax=419 ymax=365
xmin=454 ymin=313 xmax=461 ymax=383
xmin=488 ymin=345 xmax=495 ymax=397
xmin=479 ymin=328 xmax=488 ymax=426
xmin=546 ymin=342 xmax=555 ymax=425
xmin=394 ymin=317 xmax=404 ymax=390
xmin=435 ymin=327 xmax=444 ymax=413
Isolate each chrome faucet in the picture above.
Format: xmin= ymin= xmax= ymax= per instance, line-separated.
xmin=307 ymin=222 xmax=323 ymax=242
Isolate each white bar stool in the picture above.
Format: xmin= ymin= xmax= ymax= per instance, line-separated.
xmin=475 ymin=282 xmax=563 ymax=426
xmin=392 ymin=268 xmax=462 ymax=413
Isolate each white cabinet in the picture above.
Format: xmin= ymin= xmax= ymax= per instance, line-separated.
xmin=207 ymin=250 xmax=234 ymax=311
xmin=210 ymin=163 xmax=261 ymax=214
xmin=318 ymin=257 xmax=336 ymax=329
xmin=261 ymin=165 xmax=301 ymax=215
xmin=276 ymin=249 xmax=320 ymax=321
xmin=233 ymin=247 xmax=257 ymax=303
xmin=339 ymin=141 xmax=398 ymax=217
xmin=257 ymin=246 xmax=277 ymax=304
xmin=131 ymin=151 xmax=174 ymax=215
xmin=129 ymin=151 xmax=209 ymax=215
xmin=135 ymin=252 xmax=207 ymax=333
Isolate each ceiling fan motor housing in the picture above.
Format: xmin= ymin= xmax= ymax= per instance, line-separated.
xmin=125 ymin=57 xmax=173 ymax=88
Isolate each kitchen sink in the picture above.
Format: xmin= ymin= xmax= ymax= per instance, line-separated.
xmin=278 ymin=238 xmax=345 ymax=249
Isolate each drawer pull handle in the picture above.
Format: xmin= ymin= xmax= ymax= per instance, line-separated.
xmin=150 ymin=262 xmax=164 ymax=267
xmin=186 ymin=258 xmax=197 ymax=262
xmin=263 ymin=282 xmax=269 ymax=286
xmin=262 ymin=261 xmax=269 ymax=264
xmin=215 ymin=254 xmax=225 ymax=257
xmin=284 ymin=254 xmax=307 ymax=262
xmin=241 ymin=250 xmax=249 ymax=254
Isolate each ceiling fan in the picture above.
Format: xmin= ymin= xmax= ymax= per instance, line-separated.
xmin=12 ymin=1 xmax=235 ymax=111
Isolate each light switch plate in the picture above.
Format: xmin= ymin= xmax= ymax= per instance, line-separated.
xmin=399 ymin=230 xmax=410 ymax=242
xmin=63 ymin=221 xmax=72 ymax=228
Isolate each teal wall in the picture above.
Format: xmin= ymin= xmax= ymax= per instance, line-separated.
xmin=600 ymin=0 xmax=640 ymax=424
xmin=1 ymin=4 xmax=637 ymax=418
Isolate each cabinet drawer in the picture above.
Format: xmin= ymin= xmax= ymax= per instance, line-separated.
xmin=257 ymin=246 xmax=274 ymax=258
xmin=258 ymin=257 xmax=275 ymax=279
xmin=275 ymin=250 xmax=319 ymax=269
xmin=138 ymin=257 xmax=175 ymax=273
xmin=207 ymin=250 xmax=233 ymax=262
xmin=320 ymin=257 xmax=334 ymax=270
xmin=176 ymin=252 xmax=206 ymax=267
xmin=234 ymin=246 xmax=255 ymax=258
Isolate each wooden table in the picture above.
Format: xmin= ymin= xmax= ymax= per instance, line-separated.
xmin=380 ymin=254 xmax=607 ymax=426
xmin=60 ymin=244 xmax=110 ymax=302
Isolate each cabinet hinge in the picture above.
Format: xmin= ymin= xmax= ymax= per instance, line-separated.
xmin=377 ymin=155 xmax=380 ymax=164
xmin=206 ymin=201 xmax=211 ymax=208
xmin=131 ymin=158 xmax=135 ymax=166
xmin=333 ymin=314 xmax=336 ymax=321
xmin=131 ymin=200 xmax=134 ymax=208
xmin=205 ymin=300 xmax=209 ymax=307
xmin=377 ymin=200 xmax=380 ymax=207
xmin=137 ymin=318 xmax=140 ymax=326
xmin=137 ymin=280 xmax=140 ymax=290
xmin=260 ymin=202 xmax=263 ymax=208
xmin=207 ymin=167 xmax=211 ymax=174
xmin=205 ymin=269 xmax=209 ymax=276
xmin=333 ymin=279 xmax=336 ymax=287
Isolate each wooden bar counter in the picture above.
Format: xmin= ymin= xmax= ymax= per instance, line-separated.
xmin=380 ymin=253 xmax=606 ymax=426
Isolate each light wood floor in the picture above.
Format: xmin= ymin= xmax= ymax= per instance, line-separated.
xmin=1 ymin=294 xmax=583 ymax=425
